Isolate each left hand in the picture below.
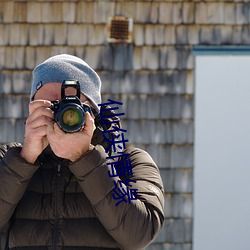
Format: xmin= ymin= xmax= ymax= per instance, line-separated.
xmin=46 ymin=112 xmax=95 ymax=162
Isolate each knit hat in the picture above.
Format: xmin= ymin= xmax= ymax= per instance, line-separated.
xmin=30 ymin=54 xmax=102 ymax=111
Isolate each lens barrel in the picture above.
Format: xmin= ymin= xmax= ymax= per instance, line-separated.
xmin=55 ymin=103 xmax=85 ymax=133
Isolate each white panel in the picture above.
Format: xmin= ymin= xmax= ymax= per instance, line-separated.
xmin=194 ymin=55 xmax=250 ymax=250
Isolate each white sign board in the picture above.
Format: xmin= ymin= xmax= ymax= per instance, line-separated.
xmin=194 ymin=54 xmax=250 ymax=250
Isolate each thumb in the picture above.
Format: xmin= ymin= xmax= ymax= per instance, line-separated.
xmin=83 ymin=112 xmax=94 ymax=136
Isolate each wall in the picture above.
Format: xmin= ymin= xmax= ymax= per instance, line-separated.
xmin=0 ymin=1 xmax=249 ymax=249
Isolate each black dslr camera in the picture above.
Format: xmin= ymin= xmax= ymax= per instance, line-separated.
xmin=50 ymin=80 xmax=92 ymax=133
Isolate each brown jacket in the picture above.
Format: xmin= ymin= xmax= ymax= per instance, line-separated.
xmin=0 ymin=108 xmax=164 ymax=250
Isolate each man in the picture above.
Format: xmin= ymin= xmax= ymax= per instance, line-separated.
xmin=0 ymin=54 xmax=164 ymax=250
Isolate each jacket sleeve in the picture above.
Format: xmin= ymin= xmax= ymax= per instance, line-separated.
xmin=69 ymin=145 xmax=164 ymax=250
xmin=0 ymin=143 xmax=39 ymax=235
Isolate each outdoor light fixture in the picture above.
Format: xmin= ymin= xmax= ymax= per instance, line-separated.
xmin=107 ymin=16 xmax=133 ymax=43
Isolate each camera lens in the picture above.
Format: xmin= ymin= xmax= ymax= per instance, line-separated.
xmin=55 ymin=104 xmax=85 ymax=133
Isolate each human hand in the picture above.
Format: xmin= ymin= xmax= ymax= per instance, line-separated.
xmin=21 ymin=100 xmax=54 ymax=164
xmin=46 ymin=112 xmax=95 ymax=162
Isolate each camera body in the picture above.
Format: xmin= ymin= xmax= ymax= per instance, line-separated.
xmin=50 ymin=80 xmax=92 ymax=133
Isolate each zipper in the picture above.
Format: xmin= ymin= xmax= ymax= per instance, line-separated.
xmin=52 ymin=159 xmax=62 ymax=249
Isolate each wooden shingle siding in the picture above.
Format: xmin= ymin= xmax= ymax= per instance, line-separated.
xmin=1 ymin=1 xmax=249 ymax=249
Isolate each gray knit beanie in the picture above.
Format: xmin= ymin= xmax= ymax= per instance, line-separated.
xmin=30 ymin=54 xmax=101 ymax=111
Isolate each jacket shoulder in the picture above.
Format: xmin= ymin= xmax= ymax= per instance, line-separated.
xmin=124 ymin=146 xmax=157 ymax=167
xmin=0 ymin=142 xmax=23 ymax=159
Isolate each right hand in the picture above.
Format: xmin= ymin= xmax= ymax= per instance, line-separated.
xmin=20 ymin=100 xmax=54 ymax=164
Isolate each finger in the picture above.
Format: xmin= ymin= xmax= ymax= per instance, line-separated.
xmin=53 ymin=122 xmax=65 ymax=137
xmin=26 ymin=115 xmax=54 ymax=130
xmin=28 ymin=106 xmax=54 ymax=123
xmin=47 ymin=122 xmax=65 ymax=142
xmin=83 ymin=112 xmax=94 ymax=135
xmin=46 ymin=121 xmax=55 ymax=138
xmin=25 ymin=125 xmax=48 ymax=139
xmin=29 ymin=100 xmax=52 ymax=114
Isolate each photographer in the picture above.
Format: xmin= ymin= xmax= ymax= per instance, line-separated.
xmin=0 ymin=54 xmax=164 ymax=250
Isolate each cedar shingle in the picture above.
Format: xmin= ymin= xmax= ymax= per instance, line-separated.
xmin=0 ymin=71 xmax=12 ymax=94
xmin=43 ymin=25 xmax=54 ymax=46
xmin=88 ymin=25 xmax=106 ymax=46
xmin=135 ymin=2 xmax=152 ymax=23
xmin=2 ymin=1 xmax=14 ymax=23
xmin=0 ymin=119 xmax=15 ymax=143
xmin=51 ymin=46 xmax=75 ymax=59
xmin=15 ymin=119 xmax=26 ymax=143
xmin=183 ymin=2 xmax=194 ymax=24
xmin=2 ymin=95 xmax=23 ymax=119
xmin=98 ymin=46 xmax=113 ymax=71
xmin=133 ymin=47 xmax=142 ymax=70
xmin=199 ymin=26 xmax=214 ymax=44
xmin=133 ymin=24 xmax=144 ymax=46
xmin=14 ymin=47 xmax=25 ymax=70
xmin=139 ymin=95 xmax=148 ymax=119
xmin=187 ymin=25 xmax=199 ymax=45
xmin=112 ymin=44 xmax=128 ymax=71
xmin=76 ymin=2 xmax=94 ymax=23
xmin=141 ymin=46 xmax=160 ymax=70
xmin=145 ymin=25 xmax=154 ymax=46
xmin=232 ymin=26 xmax=243 ymax=44
xmin=220 ymin=25 xmax=233 ymax=44
xmin=167 ymin=46 xmax=177 ymax=69
xmin=28 ymin=24 xmax=44 ymax=46
xmin=27 ymin=2 xmax=42 ymax=23
xmin=159 ymin=3 xmax=173 ymax=24
xmin=236 ymin=3 xmax=249 ymax=25
xmin=165 ymin=26 xmax=176 ymax=45
xmin=159 ymin=145 xmax=172 ymax=169
xmin=151 ymin=71 xmax=169 ymax=95
xmin=23 ymin=97 xmax=29 ymax=119
xmin=176 ymin=25 xmax=189 ymax=45
xmin=62 ymin=2 xmax=76 ymax=23
xmin=172 ymin=120 xmax=193 ymax=144
xmin=41 ymin=2 xmax=55 ymax=23
xmin=4 ymin=47 xmax=14 ymax=69
xmin=0 ymin=24 xmax=9 ymax=46
xmin=147 ymin=96 xmax=161 ymax=119
xmin=173 ymin=194 xmax=193 ymax=218
xmin=174 ymin=169 xmax=193 ymax=192
xmin=150 ymin=2 xmax=159 ymax=24
xmin=127 ymin=95 xmax=140 ymax=119
xmin=134 ymin=71 xmax=152 ymax=94
xmin=160 ymin=95 xmax=193 ymax=120
xmin=110 ymin=71 xmax=122 ymax=94
xmin=54 ymin=24 xmax=67 ymax=45
xmin=242 ymin=25 xmax=250 ymax=44
xmin=120 ymin=71 xmax=136 ymax=94
xmin=195 ymin=3 xmax=207 ymax=24
xmin=224 ymin=3 xmax=236 ymax=24
xmin=159 ymin=3 xmax=182 ymax=24
xmin=98 ymin=71 xmax=112 ymax=94
xmin=148 ymin=120 xmax=167 ymax=144
xmin=186 ymin=70 xmax=194 ymax=94
xmin=160 ymin=169 xmax=174 ymax=192
xmin=14 ymin=2 xmax=27 ymax=23
xmin=93 ymin=1 xmax=115 ymax=24
xmin=164 ymin=193 xmax=173 ymax=218
xmin=67 ymin=24 xmax=87 ymax=46
xmin=171 ymin=219 xmax=192 ymax=243
xmin=154 ymin=25 xmax=166 ymax=46
xmin=34 ymin=47 xmax=51 ymax=67
xmin=12 ymin=71 xmax=32 ymax=94
xmin=171 ymin=145 xmax=193 ymax=169
xmin=115 ymin=2 xmax=136 ymax=20
xmin=207 ymin=3 xmax=224 ymax=24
